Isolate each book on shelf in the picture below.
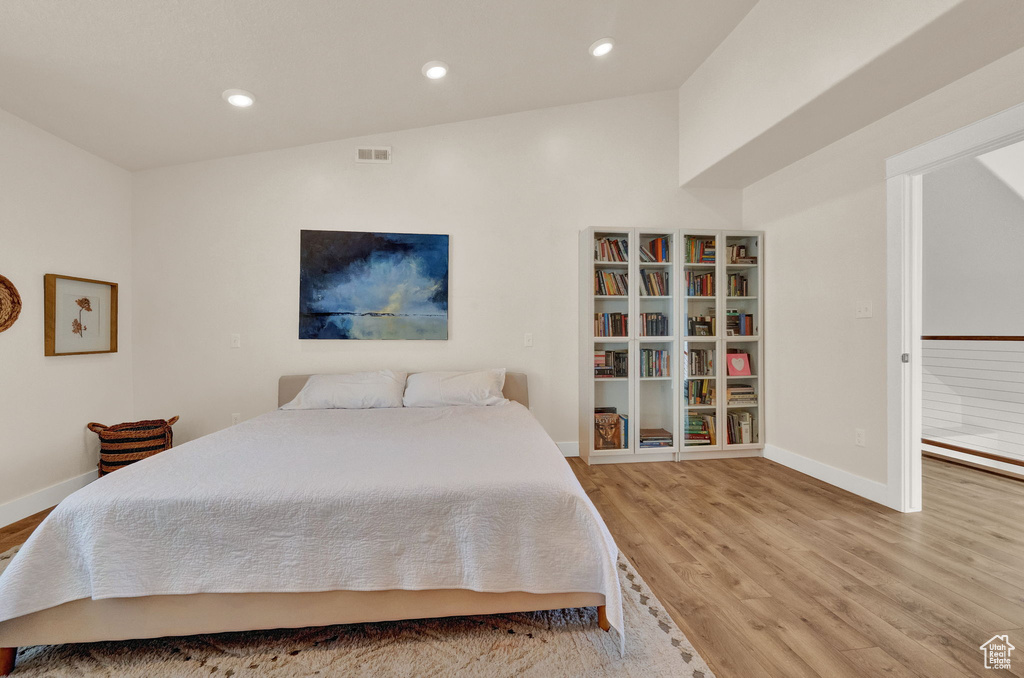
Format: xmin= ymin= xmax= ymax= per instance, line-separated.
xmin=640 ymin=348 xmax=670 ymax=378
xmin=595 ymin=411 xmax=628 ymax=450
xmin=594 ymin=350 xmax=628 ymax=378
xmin=726 ymin=383 xmax=757 ymax=405
xmin=638 ymin=236 xmax=670 ymax=263
xmin=726 ymin=244 xmax=757 ymax=265
xmin=727 ymin=273 xmax=749 ymax=297
xmin=725 ymin=310 xmax=755 ymax=336
xmin=685 ymin=271 xmax=714 ymax=296
xmin=639 ymin=312 xmax=669 ymax=337
xmin=685 ymin=413 xmax=716 ymax=445
xmin=685 ymin=379 xmax=715 ymax=405
xmin=685 ymin=347 xmax=714 ymax=376
xmin=594 ymin=312 xmax=628 ymax=337
xmin=595 ymin=237 xmax=628 ymax=263
xmin=727 ymin=411 xmax=755 ymax=444
xmin=639 ymin=428 xmax=673 ymax=448
xmin=686 ymin=238 xmax=715 ymax=264
xmin=639 ymin=269 xmax=668 ymax=296
xmin=594 ymin=270 xmax=628 ymax=295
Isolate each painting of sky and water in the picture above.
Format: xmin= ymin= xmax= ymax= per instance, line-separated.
xmin=299 ymin=230 xmax=448 ymax=340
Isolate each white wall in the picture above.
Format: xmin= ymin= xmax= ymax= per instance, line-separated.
xmin=923 ymin=146 xmax=1024 ymax=335
xmin=677 ymin=0 xmax=1024 ymax=187
xmin=131 ymin=91 xmax=740 ymax=447
xmin=744 ymin=47 xmax=1024 ymax=484
xmin=0 ymin=107 xmax=133 ymax=516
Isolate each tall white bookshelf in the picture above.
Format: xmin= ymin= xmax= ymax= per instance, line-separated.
xmin=579 ymin=228 xmax=678 ymax=464
xmin=580 ymin=228 xmax=764 ymax=465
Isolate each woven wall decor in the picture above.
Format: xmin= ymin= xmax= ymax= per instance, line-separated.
xmin=0 ymin=275 xmax=22 ymax=333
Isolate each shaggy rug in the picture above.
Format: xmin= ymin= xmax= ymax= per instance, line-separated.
xmin=0 ymin=546 xmax=713 ymax=677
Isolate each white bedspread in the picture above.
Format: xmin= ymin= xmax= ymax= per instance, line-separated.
xmin=0 ymin=403 xmax=623 ymax=642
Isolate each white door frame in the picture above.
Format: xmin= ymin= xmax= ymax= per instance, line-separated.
xmin=886 ymin=102 xmax=1024 ymax=512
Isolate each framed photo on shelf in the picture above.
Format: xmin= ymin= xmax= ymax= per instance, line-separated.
xmin=44 ymin=274 xmax=118 ymax=356
xmin=726 ymin=352 xmax=752 ymax=376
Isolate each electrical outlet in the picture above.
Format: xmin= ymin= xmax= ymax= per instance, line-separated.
xmin=230 ymin=333 xmax=241 ymax=348
xmin=855 ymin=428 xmax=866 ymax=447
xmin=231 ymin=413 xmax=241 ymax=425
xmin=524 ymin=333 xmax=534 ymax=348
xmin=855 ymin=301 xmax=873 ymax=318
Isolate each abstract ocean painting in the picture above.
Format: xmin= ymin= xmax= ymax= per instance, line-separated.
xmin=299 ymin=230 xmax=449 ymax=340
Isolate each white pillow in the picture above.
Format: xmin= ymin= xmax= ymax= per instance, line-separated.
xmin=281 ymin=371 xmax=408 ymax=410
xmin=403 ymin=369 xmax=508 ymax=407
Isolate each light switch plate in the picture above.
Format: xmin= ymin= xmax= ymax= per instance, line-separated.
xmin=524 ymin=333 xmax=534 ymax=347
xmin=230 ymin=333 xmax=241 ymax=348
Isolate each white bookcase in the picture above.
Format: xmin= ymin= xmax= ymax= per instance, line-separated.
xmin=579 ymin=228 xmax=678 ymax=463
xmin=579 ymin=228 xmax=764 ymax=464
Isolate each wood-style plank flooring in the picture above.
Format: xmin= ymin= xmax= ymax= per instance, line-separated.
xmin=0 ymin=508 xmax=52 ymax=554
xmin=569 ymin=456 xmax=1024 ymax=677
xmin=3 ymin=458 xmax=1022 ymax=677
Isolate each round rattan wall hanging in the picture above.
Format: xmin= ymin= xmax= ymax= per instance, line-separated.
xmin=0 ymin=275 xmax=23 ymax=333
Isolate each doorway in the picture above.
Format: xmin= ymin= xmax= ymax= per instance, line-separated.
xmin=886 ymin=102 xmax=1024 ymax=512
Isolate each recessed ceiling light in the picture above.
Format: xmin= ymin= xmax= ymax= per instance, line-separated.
xmin=222 ymin=89 xmax=255 ymax=108
xmin=589 ymin=38 xmax=615 ymax=57
xmin=422 ymin=61 xmax=449 ymax=80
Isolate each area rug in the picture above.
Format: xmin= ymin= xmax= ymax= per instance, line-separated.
xmin=0 ymin=546 xmax=713 ymax=677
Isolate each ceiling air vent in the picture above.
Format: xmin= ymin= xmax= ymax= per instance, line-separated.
xmin=355 ymin=146 xmax=392 ymax=164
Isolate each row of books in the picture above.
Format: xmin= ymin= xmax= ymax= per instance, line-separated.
xmin=640 ymin=349 xmax=670 ymax=378
xmin=639 ymin=270 xmax=668 ymax=296
xmin=686 ymin=314 xmax=716 ymax=337
xmin=725 ymin=311 xmax=755 ymax=336
xmin=685 ymin=413 xmax=716 ymax=445
xmin=726 ymin=244 xmax=757 ymax=265
xmin=686 ymin=348 xmax=714 ymax=376
xmin=595 ymin=313 xmax=627 ymax=337
xmin=685 ymin=379 xmax=715 ymax=405
xmin=685 ymin=271 xmax=714 ymax=297
xmin=594 ymin=350 xmax=628 ymax=378
xmin=726 ymin=411 xmax=755 ymax=444
xmin=638 ymin=312 xmax=669 ymax=337
xmin=595 ymin=270 xmax=627 ymax=295
xmin=639 ymin=428 xmax=672 ymax=448
xmin=686 ymin=238 xmax=715 ymax=264
xmin=727 ymin=273 xmax=749 ymax=297
xmin=727 ymin=383 xmax=757 ymax=405
xmin=639 ymin=236 xmax=670 ymax=263
xmin=594 ymin=408 xmax=628 ymax=450
xmin=595 ymin=237 xmax=628 ymax=262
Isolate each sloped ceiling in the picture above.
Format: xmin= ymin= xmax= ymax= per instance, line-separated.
xmin=0 ymin=0 xmax=756 ymax=170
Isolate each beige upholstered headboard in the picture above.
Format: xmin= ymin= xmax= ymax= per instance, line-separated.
xmin=278 ymin=371 xmax=529 ymax=408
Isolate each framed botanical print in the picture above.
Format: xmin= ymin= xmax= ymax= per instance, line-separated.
xmin=44 ymin=274 xmax=118 ymax=356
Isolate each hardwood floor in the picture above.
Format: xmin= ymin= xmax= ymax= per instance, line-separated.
xmin=569 ymin=456 xmax=1024 ymax=677
xmin=0 ymin=508 xmax=52 ymax=554
xmin=2 ymin=458 xmax=1022 ymax=676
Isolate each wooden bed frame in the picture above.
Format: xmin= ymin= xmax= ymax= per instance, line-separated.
xmin=0 ymin=372 xmax=608 ymax=675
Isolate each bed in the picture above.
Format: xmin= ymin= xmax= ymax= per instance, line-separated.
xmin=0 ymin=372 xmax=621 ymax=675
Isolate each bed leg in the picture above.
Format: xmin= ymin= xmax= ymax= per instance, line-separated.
xmin=0 ymin=647 xmax=16 ymax=675
xmin=597 ymin=605 xmax=610 ymax=632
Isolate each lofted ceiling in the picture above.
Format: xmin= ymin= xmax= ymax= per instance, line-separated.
xmin=0 ymin=0 xmax=755 ymax=170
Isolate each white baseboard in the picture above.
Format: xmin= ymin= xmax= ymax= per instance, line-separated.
xmin=923 ymin=442 xmax=1024 ymax=478
xmin=557 ymin=442 xmax=579 ymax=458
xmin=764 ymin=443 xmax=891 ymax=508
xmin=0 ymin=471 xmax=96 ymax=529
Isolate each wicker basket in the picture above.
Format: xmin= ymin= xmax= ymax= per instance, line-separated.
xmin=0 ymin=275 xmax=22 ymax=334
xmin=88 ymin=416 xmax=179 ymax=476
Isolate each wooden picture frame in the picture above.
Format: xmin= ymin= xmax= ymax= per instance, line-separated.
xmin=44 ymin=274 xmax=118 ymax=356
